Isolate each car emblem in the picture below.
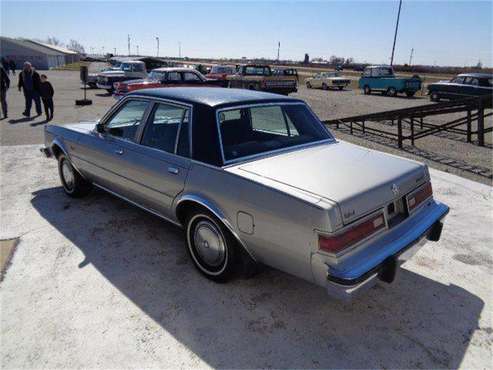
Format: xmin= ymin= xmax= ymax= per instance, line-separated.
xmin=391 ymin=184 xmax=400 ymax=197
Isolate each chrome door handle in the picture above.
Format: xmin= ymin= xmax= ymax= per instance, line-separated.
xmin=115 ymin=148 xmax=124 ymax=155
xmin=167 ymin=166 xmax=179 ymax=175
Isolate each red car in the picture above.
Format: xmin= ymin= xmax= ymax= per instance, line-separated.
xmin=114 ymin=67 xmax=224 ymax=97
xmin=206 ymin=65 xmax=236 ymax=81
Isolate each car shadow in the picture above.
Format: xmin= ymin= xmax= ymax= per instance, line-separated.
xmin=31 ymin=186 xmax=484 ymax=369
xmin=30 ymin=119 xmax=49 ymax=127
xmin=95 ymin=92 xmax=112 ymax=97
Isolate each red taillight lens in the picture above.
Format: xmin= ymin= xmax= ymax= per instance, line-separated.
xmin=319 ymin=213 xmax=385 ymax=255
xmin=407 ymin=182 xmax=433 ymax=211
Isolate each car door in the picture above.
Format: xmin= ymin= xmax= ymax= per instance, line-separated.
xmin=117 ymin=100 xmax=192 ymax=218
xmin=75 ymin=98 xmax=151 ymax=196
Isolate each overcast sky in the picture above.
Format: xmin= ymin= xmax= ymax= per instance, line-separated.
xmin=1 ymin=0 xmax=491 ymax=67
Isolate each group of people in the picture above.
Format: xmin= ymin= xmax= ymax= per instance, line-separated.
xmin=0 ymin=61 xmax=55 ymax=121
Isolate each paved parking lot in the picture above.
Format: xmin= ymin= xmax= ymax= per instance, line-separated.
xmin=1 ymin=144 xmax=492 ymax=369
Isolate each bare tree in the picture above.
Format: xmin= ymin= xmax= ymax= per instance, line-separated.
xmin=46 ymin=36 xmax=63 ymax=46
xmin=67 ymin=39 xmax=86 ymax=54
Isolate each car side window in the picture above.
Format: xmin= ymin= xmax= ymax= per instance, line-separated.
xmin=183 ymin=72 xmax=201 ymax=81
xmin=451 ymin=77 xmax=464 ymax=84
xmin=167 ymin=72 xmax=182 ymax=82
xmin=105 ymin=100 xmax=149 ymax=142
xmin=141 ymin=103 xmax=190 ymax=154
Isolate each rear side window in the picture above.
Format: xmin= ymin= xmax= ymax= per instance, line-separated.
xmin=183 ymin=72 xmax=201 ymax=81
xmin=141 ymin=103 xmax=190 ymax=154
xmin=167 ymin=72 xmax=181 ymax=82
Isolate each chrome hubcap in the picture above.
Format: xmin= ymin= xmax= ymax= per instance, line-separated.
xmin=62 ymin=161 xmax=75 ymax=190
xmin=193 ymin=220 xmax=225 ymax=267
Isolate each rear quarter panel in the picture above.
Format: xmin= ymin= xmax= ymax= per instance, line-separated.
xmin=179 ymin=162 xmax=332 ymax=283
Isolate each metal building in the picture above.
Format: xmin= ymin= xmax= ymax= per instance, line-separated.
xmin=26 ymin=40 xmax=80 ymax=65
xmin=0 ymin=37 xmax=65 ymax=70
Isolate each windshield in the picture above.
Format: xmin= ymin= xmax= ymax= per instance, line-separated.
xmin=149 ymin=71 xmax=166 ymax=80
xmin=218 ymin=103 xmax=331 ymax=163
xmin=211 ymin=66 xmax=234 ymax=74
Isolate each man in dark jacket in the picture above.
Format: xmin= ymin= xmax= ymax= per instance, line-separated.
xmin=39 ymin=74 xmax=54 ymax=121
xmin=0 ymin=65 xmax=10 ymax=119
xmin=18 ymin=61 xmax=42 ymax=117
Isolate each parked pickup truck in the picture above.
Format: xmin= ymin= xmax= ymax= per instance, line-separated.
xmin=227 ymin=64 xmax=297 ymax=95
xmin=358 ymin=65 xmax=421 ymax=97
xmin=97 ymin=61 xmax=147 ymax=93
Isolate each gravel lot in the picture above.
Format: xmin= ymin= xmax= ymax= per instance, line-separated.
xmin=1 ymin=145 xmax=492 ymax=369
xmin=0 ymin=67 xmax=490 ymax=184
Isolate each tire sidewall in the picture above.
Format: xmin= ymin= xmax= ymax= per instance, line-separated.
xmin=186 ymin=213 xmax=232 ymax=278
xmin=58 ymin=155 xmax=76 ymax=195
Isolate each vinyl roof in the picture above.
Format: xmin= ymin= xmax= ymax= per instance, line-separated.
xmin=128 ymin=87 xmax=302 ymax=107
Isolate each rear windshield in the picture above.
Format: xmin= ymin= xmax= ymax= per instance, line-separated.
xmin=211 ymin=66 xmax=235 ymax=74
xmin=218 ymin=104 xmax=330 ymax=163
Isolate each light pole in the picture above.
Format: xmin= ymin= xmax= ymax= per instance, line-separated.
xmin=127 ymin=34 xmax=131 ymax=56
xmin=178 ymin=41 xmax=181 ymax=58
xmin=390 ymin=0 xmax=402 ymax=66
xmin=156 ymin=36 xmax=160 ymax=57
xmin=114 ymin=47 xmax=116 ymax=56
xmin=277 ymin=41 xmax=280 ymax=62
xmin=136 ymin=45 xmax=139 ymax=56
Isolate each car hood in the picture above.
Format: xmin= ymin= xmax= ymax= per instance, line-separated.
xmin=228 ymin=141 xmax=428 ymax=224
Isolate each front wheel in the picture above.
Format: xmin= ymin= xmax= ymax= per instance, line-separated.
xmin=186 ymin=211 xmax=240 ymax=282
xmin=322 ymin=83 xmax=328 ymax=90
xmin=405 ymin=91 xmax=416 ymax=98
xmin=306 ymin=81 xmax=312 ymax=89
xmin=386 ymin=87 xmax=397 ymax=97
xmin=430 ymin=92 xmax=440 ymax=102
xmin=58 ymin=154 xmax=92 ymax=198
xmin=338 ymin=86 xmax=344 ymax=90
xmin=106 ymin=88 xmax=114 ymax=94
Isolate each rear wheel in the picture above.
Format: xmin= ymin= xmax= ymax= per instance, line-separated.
xmin=338 ymin=86 xmax=344 ymax=90
xmin=58 ymin=154 xmax=92 ymax=198
xmin=430 ymin=92 xmax=440 ymax=102
xmin=186 ymin=211 xmax=240 ymax=282
xmin=405 ymin=91 xmax=416 ymax=98
xmin=306 ymin=81 xmax=312 ymax=89
xmin=363 ymin=85 xmax=371 ymax=95
xmin=322 ymin=83 xmax=328 ymax=90
xmin=106 ymin=88 xmax=114 ymax=94
xmin=386 ymin=87 xmax=397 ymax=97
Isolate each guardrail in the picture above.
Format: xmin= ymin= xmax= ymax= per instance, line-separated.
xmin=324 ymin=95 xmax=492 ymax=148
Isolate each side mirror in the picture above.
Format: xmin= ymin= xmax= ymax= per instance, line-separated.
xmin=95 ymin=122 xmax=105 ymax=133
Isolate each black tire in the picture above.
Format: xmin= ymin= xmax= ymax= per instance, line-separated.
xmin=405 ymin=91 xmax=415 ymax=98
xmin=387 ymin=87 xmax=397 ymax=97
xmin=306 ymin=81 xmax=312 ymax=89
xmin=322 ymin=83 xmax=328 ymax=90
xmin=185 ymin=210 xmax=241 ymax=282
xmin=338 ymin=86 xmax=344 ymax=90
xmin=58 ymin=154 xmax=92 ymax=198
xmin=363 ymin=85 xmax=371 ymax=95
xmin=106 ymin=88 xmax=114 ymax=94
xmin=430 ymin=92 xmax=440 ymax=102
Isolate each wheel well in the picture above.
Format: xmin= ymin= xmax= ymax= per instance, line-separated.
xmin=51 ymin=144 xmax=63 ymax=159
xmin=175 ymin=200 xmax=211 ymax=226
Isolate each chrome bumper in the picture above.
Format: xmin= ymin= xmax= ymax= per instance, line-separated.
xmin=324 ymin=214 xmax=447 ymax=300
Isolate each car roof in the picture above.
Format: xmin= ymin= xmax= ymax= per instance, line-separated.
xmin=457 ymin=72 xmax=493 ymax=78
xmin=128 ymin=87 xmax=303 ymax=108
xmin=152 ymin=67 xmax=198 ymax=72
xmin=121 ymin=60 xmax=145 ymax=64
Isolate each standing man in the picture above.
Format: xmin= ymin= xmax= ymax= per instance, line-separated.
xmin=18 ymin=62 xmax=41 ymax=117
xmin=0 ymin=65 xmax=10 ymax=119
xmin=9 ymin=59 xmax=16 ymax=75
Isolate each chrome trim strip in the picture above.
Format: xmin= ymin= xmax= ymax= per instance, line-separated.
xmin=93 ymin=183 xmax=182 ymax=228
xmin=215 ymin=102 xmax=335 ymax=166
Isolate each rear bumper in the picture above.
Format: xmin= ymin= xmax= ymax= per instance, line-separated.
xmin=318 ymin=200 xmax=449 ymax=299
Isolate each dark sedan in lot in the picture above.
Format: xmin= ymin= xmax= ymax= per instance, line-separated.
xmin=428 ymin=73 xmax=492 ymax=101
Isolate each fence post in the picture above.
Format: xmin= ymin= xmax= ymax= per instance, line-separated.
xmin=336 ymin=120 xmax=339 ymax=129
xmin=350 ymin=121 xmax=353 ymax=134
xmin=477 ymin=99 xmax=484 ymax=147
xmin=467 ymin=110 xmax=472 ymax=143
xmin=398 ymin=117 xmax=403 ymax=148
xmin=420 ymin=117 xmax=423 ymax=129
xmin=362 ymin=120 xmax=365 ymax=133
xmin=410 ymin=117 xmax=415 ymax=146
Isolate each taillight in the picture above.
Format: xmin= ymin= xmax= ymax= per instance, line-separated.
xmin=319 ymin=212 xmax=385 ymax=255
xmin=407 ymin=182 xmax=433 ymax=211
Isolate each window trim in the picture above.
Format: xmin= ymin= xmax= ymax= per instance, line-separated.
xmin=215 ymin=102 xmax=335 ymax=166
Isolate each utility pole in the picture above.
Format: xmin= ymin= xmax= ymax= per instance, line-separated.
xmin=114 ymin=48 xmax=116 ymax=56
xmin=178 ymin=41 xmax=181 ymax=58
xmin=277 ymin=41 xmax=280 ymax=62
xmin=155 ymin=36 xmax=160 ymax=57
xmin=127 ymin=34 xmax=131 ymax=56
xmin=390 ymin=0 xmax=402 ymax=66
xmin=408 ymin=48 xmax=414 ymax=66
xmin=136 ymin=45 xmax=139 ymax=56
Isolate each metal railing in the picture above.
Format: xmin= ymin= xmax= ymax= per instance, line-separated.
xmin=324 ymin=95 xmax=492 ymax=148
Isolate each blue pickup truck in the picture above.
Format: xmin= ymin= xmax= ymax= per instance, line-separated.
xmin=358 ymin=65 xmax=422 ymax=97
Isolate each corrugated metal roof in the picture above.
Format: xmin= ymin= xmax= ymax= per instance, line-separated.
xmin=0 ymin=37 xmax=64 ymax=56
xmin=25 ymin=40 xmax=79 ymax=55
